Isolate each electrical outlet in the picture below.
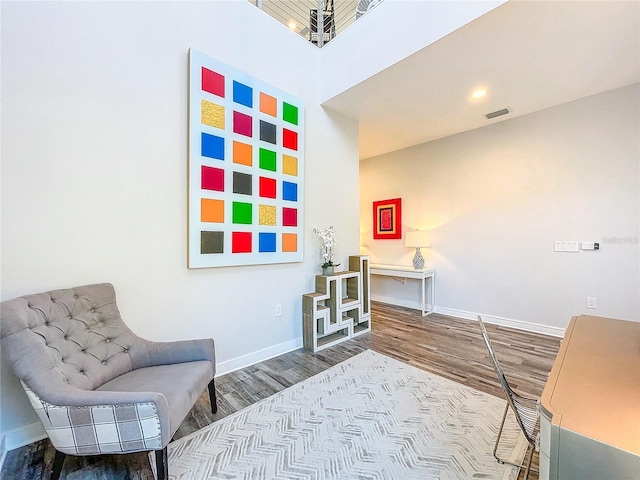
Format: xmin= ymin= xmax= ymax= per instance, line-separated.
xmin=275 ymin=304 xmax=282 ymax=317
xmin=555 ymin=241 xmax=579 ymax=252
xmin=586 ymin=297 xmax=597 ymax=309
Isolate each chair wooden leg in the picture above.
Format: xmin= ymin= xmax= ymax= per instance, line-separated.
xmin=50 ymin=450 xmax=66 ymax=480
xmin=155 ymin=447 xmax=168 ymax=480
xmin=208 ymin=378 xmax=217 ymax=414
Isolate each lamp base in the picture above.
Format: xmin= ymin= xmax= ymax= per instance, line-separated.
xmin=412 ymin=247 xmax=425 ymax=269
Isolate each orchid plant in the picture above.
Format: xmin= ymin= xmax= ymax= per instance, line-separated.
xmin=313 ymin=226 xmax=340 ymax=269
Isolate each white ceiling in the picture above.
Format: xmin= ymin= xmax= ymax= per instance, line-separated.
xmin=321 ymin=0 xmax=640 ymax=160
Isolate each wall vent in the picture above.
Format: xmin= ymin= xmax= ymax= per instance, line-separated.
xmin=485 ymin=108 xmax=510 ymax=119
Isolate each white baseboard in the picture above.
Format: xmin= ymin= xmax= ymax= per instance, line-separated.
xmin=3 ymin=422 xmax=47 ymax=452
xmin=435 ymin=306 xmax=565 ymax=337
xmin=371 ymin=294 xmax=430 ymax=312
xmin=372 ymin=295 xmax=565 ymax=337
xmin=215 ymin=337 xmax=303 ymax=377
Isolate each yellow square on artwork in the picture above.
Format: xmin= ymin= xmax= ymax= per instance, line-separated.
xmin=282 ymin=233 xmax=297 ymax=252
xmin=201 ymin=100 xmax=225 ymax=129
xmin=283 ymin=155 xmax=298 ymax=176
xmin=201 ymin=198 xmax=224 ymax=223
xmin=259 ymin=205 xmax=277 ymax=226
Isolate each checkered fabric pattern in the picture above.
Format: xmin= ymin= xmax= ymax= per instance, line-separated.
xmin=24 ymin=383 xmax=162 ymax=455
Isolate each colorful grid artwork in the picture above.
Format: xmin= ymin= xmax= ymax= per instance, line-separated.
xmin=188 ymin=49 xmax=304 ymax=268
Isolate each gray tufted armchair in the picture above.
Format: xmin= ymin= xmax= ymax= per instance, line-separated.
xmin=0 ymin=283 xmax=217 ymax=480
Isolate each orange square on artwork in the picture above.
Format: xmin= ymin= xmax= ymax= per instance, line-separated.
xmin=282 ymin=233 xmax=297 ymax=252
xmin=201 ymin=198 xmax=224 ymax=223
xmin=260 ymin=92 xmax=277 ymax=117
xmin=233 ymin=141 xmax=252 ymax=166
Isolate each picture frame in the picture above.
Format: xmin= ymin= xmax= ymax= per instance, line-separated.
xmin=188 ymin=49 xmax=305 ymax=268
xmin=373 ymin=198 xmax=402 ymax=239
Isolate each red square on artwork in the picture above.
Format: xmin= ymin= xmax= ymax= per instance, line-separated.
xmin=234 ymin=111 xmax=253 ymax=137
xmin=202 ymin=68 xmax=225 ymax=97
xmin=259 ymin=176 xmax=276 ymax=198
xmin=282 ymin=128 xmax=298 ymax=151
xmin=282 ymin=207 xmax=297 ymax=227
xmin=232 ymin=232 xmax=252 ymax=253
xmin=202 ymin=166 xmax=224 ymax=191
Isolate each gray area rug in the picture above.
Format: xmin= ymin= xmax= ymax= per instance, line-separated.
xmin=157 ymin=350 xmax=526 ymax=479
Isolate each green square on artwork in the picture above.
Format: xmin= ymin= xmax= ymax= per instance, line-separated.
xmin=232 ymin=202 xmax=252 ymax=224
xmin=283 ymin=102 xmax=298 ymax=125
xmin=259 ymin=148 xmax=277 ymax=171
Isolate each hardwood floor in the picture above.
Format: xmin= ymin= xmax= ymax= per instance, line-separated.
xmin=2 ymin=302 xmax=561 ymax=480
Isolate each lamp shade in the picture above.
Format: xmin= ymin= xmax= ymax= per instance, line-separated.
xmin=405 ymin=230 xmax=431 ymax=248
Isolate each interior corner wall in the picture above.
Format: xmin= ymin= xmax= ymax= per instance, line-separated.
xmin=0 ymin=1 xmax=359 ymax=447
xmin=360 ymin=84 xmax=640 ymax=332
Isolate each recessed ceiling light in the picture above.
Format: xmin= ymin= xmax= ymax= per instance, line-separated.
xmin=471 ymin=88 xmax=487 ymax=99
xmin=288 ymin=21 xmax=297 ymax=30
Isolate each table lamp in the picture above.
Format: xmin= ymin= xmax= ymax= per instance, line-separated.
xmin=405 ymin=230 xmax=430 ymax=269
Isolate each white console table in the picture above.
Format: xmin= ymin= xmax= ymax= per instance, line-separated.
xmin=369 ymin=264 xmax=435 ymax=316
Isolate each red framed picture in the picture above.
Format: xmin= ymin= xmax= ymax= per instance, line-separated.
xmin=373 ymin=198 xmax=402 ymax=239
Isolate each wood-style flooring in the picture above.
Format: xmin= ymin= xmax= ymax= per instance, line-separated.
xmin=2 ymin=302 xmax=561 ymax=480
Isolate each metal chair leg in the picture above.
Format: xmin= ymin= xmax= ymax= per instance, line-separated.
xmin=493 ymin=402 xmax=539 ymax=474
xmin=523 ymin=442 xmax=535 ymax=480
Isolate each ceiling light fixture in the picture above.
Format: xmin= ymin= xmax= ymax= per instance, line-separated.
xmin=471 ymin=88 xmax=487 ymax=99
xmin=288 ymin=21 xmax=297 ymax=30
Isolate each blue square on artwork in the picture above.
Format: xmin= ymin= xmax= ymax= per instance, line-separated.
xmin=282 ymin=181 xmax=297 ymax=202
xmin=233 ymin=81 xmax=253 ymax=108
xmin=201 ymin=133 xmax=224 ymax=160
xmin=259 ymin=232 xmax=276 ymax=252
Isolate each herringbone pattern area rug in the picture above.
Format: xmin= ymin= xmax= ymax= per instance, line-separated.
xmin=160 ymin=350 xmax=527 ymax=479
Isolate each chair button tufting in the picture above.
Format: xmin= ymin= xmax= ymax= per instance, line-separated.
xmin=123 ymin=349 xmax=128 ymax=353
xmin=91 ymin=309 xmax=96 ymax=313
xmin=105 ymin=338 xmax=110 ymax=343
xmin=74 ymin=295 xmax=78 ymax=299
xmin=102 ymin=361 xmax=106 ymax=365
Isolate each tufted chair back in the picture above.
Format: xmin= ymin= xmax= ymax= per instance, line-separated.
xmin=1 ymin=284 xmax=139 ymax=396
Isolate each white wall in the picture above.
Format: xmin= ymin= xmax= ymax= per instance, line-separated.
xmin=0 ymin=0 xmax=359 ymax=448
xmin=360 ymin=85 xmax=640 ymax=333
xmin=320 ymin=0 xmax=506 ymax=102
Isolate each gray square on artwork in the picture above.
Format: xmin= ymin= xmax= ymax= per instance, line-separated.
xmin=201 ymin=231 xmax=224 ymax=254
xmin=260 ymin=120 xmax=277 ymax=144
xmin=233 ymin=171 xmax=252 ymax=195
